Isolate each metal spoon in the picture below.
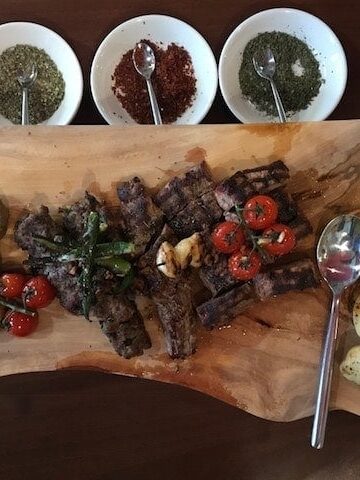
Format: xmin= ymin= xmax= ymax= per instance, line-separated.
xmin=132 ymin=42 xmax=162 ymax=125
xmin=253 ymin=47 xmax=286 ymax=123
xmin=17 ymin=62 xmax=37 ymax=125
xmin=312 ymin=214 xmax=360 ymax=449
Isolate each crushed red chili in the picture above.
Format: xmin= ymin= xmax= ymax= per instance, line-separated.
xmin=111 ymin=40 xmax=197 ymax=124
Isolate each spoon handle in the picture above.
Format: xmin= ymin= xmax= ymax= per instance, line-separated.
xmin=21 ymin=87 xmax=29 ymax=125
xmin=146 ymin=79 xmax=162 ymax=125
xmin=269 ymin=79 xmax=286 ymax=123
xmin=311 ymin=292 xmax=341 ymax=449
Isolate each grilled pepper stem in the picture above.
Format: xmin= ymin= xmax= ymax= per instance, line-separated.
xmin=82 ymin=211 xmax=100 ymax=320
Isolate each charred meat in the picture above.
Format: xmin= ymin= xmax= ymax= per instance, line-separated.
xmin=14 ymin=205 xmax=64 ymax=258
xmin=168 ymin=191 xmax=222 ymax=238
xmin=60 ymin=192 xmax=108 ymax=241
xmin=242 ymin=160 xmax=290 ymax=193
xmin=199 ymin=236 xmax=239 ymax=296
xmin=152 ymin=279 xmax=196 ymax=358
xmin=254 ymin=258 xmax=320 ymax=300
xmin=117 ymin=176 xmax=164 ymax=255
xmin=138 ymin=225 xmax=196 ymax=358
xmin=215 ymin=171 xmax=256 ymax=211
xmin=155 ymin=161 xmax=214 ymax=219
xmin=93 ymin=293 xmax=151 ymax=359
xmin=269 ymin=188 xmax=299 ymax=224
xmin=289 ymin=215 xmax=313 ymax=240
xmin=197 ymin=283 xmax=256 ymax=328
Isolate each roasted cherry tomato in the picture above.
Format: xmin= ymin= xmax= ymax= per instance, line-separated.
xmin=5 ymin=311 xmax=39 ymax=337
xmin=261 ymin=224 xmax=296 ymax=256
xmin=228 ymin=247 xmax=261 ymax=281
xmin=211 ymin=221 xmax=245 ymax=254
xmin=243 ymin=195 xmax=278 ymax=230
xmin=0 ymin=273 xmax=27 ymax=299
xmin=22 ymin=276 xmax=56 ymax=309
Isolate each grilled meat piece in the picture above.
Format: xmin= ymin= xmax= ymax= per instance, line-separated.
xmin=117 ymin=177 xmax=164 ymax=255
xmin=138 ymin=224 xmax=178 ymax=293
xmin=289 ymin=215 xmax=313 ymax=240
xmin=269 ymin=188 xmax=299 ymax=223
xmin=199 ymin=236 xmax=238 ymax=296
xmin=168 ymin=191 xmax=222 ymax=238
xmin=60 ymin=192 xmax=108 ymax=241
xmin=254 ymin=258 xmax=320 ymax=300
xmin=41 ymin=263 xmax=83 ymax=314
xmin=93 ymin=293 xmax=151 ymax=359
xmin=242 ymin=160 xmax=290 ymax=193
xmin=155 ymin=161 xmax=214 ymax=219
xmin=215 ymin=171 xmax=256 ymax=211
xmin=152 ymin=279 xmax=196 ymax=358
xmin=14 ymin=205 xmax=63 ymax=258
xmin=138 ymin=225 xmax=196 ymax=358
xmin=197 ymin=283 xmax=256 ymax=328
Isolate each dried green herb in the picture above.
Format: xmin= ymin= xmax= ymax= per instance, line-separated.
xmin=0 ymin=44 xmax=65 ymax=124
xmin=239 ymin=31 xmax=322 ymax=116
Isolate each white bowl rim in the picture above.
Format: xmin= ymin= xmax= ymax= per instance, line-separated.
xmin=219 ymin=7 xmax=348 ymax=123
xmin=0 ymin=20 xmax=84 ymax=125
xmin=90 ymin=13 xmax=218 ymax=125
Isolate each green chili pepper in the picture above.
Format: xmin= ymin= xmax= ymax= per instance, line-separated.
xmin=81 ymin=211 xmax=100 ymax=320
xmin=95 ymin=256 xmax=132 ymax=276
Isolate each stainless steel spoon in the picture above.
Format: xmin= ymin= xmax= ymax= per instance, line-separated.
xmin=132 ymin=42 xmax=162 ymax=125
xmin=312 ymin=214 xmax=360 ymax=449
xmin=17 ymin=62 xmax=37 ymax=125
xmin=253 ymin=47 xmax=286 ymax=123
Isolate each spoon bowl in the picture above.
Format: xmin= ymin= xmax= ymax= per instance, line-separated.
xmin=132 ymin=42 xmax=162 ymax=125
xmin=252 ymin=47 xmax=286 ymax=123
xmin=312 ymin=214 xmax=360 ymax=449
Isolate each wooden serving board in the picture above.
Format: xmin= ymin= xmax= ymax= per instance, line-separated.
xmin=1 ymin=121 xmax=360 ymax=422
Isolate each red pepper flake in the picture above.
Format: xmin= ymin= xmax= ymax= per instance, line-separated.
xmin=111 ymin=40 xmax=197 ymax=124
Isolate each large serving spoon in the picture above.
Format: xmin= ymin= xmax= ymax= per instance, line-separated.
xmin=132 ymin=42 xmax=162 ymax=125
xmin=253 ymin=47 xmax=286 ymax=123
xmin=17 ymin=62 xmax=37 ymax=125
xmin=312 ymin=215 xmax=360 ymax=449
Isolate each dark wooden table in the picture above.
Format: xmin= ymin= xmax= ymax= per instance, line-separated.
xmin=1 ymin=1 xmax=360 ymax=479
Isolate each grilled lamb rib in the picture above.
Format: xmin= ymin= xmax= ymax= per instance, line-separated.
xmin=199 ymin=235 xmax=239 ymax=296
xmin=117 ymin=176 xmax=164 ymax=255
xmin=215 ymin=171 xmax=256 ymax=211
xmin=155 ymin=161 xmax=214 ymax=219
xmin=168 ymin=191 xmax=222 ymax=238
xmin=242 ymin=160 xmax=290 ymax=193
xmin=197 ymin=283 xmax=256 ymax=328
xmin=253 ymin=258 xmax=320 ymax=300
xmin=138 ymin=225 xmax=196 ymax=358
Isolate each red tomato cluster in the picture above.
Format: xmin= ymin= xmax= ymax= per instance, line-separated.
xmin=211 ymin=195 xmax=296 ymax=281
xmin=0 ymin=274 xmax=56 ymax=337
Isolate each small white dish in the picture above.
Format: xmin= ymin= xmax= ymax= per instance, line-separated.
xmin=90 ymin=14 xmax=218 ymax=125
xmin=0 ymin=22 xmax=83 ymax=125
xmin=219 ymin=8 xmax=348 ymax=123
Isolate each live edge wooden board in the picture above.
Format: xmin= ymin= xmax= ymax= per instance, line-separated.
xmin=1 ymin=120 xmax=360 ymax=422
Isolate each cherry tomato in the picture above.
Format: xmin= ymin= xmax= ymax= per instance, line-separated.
xmin=22 ymin=276 xmax=56 ymax=309
xmin=211 ymin=221 xmax=245 ymax=254
xmin=261 ymin=224 xmax=296 ymax=256
xmin=0 ymin=273 xmax=27 ymax=298
xmin=5 ymin=311 xmax=39 ymax=337
xmin=228 ymin=247 xmax=261 ymax=281
xmin=243 ymin=195 xmax=278 ymax=230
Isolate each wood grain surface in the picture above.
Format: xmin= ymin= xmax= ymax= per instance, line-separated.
xmin=1 ymin=121 xmax=360 ymax=423
xmin=1 ymin=1 xmax=360 ymax=478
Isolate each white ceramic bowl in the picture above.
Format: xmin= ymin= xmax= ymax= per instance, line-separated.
xmin=0 ymin=22 xmax=83 ymax=125
xmin=219 ymin=8 xmax=348 ymax=123
xmin=90 ymin=14 xmax=218 ymax=125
